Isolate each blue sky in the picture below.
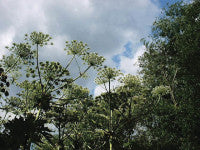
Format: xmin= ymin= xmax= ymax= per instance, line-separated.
xmin=159 ymin=0 xmax=182 ymax=8
xmin=0 ymin=0 xmax=182 ymax=96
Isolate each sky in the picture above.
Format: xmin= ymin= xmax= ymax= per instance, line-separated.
xmin=0 ymin=0 xmax=181 ymax=96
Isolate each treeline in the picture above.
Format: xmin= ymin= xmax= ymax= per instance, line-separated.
xmin=0 ymin=1 xmax=200 ymax=149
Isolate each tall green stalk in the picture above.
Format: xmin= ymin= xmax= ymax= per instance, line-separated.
xmin=109 ymin=78 xmax=112 ymax=150
xmin=36 ymin=44 xmax=43 ymax=92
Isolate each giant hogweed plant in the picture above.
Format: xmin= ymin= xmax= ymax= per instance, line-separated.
xmin=0 ymin=31 xmax=105 ymax=149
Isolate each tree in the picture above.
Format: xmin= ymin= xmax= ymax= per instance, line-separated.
xmin=139 ymin=0 xmax=200 ymax=149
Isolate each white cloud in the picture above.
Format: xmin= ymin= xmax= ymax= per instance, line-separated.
xmin=40 ymin=34 xmax=69 ymax=62
xmin=119 ymin=46 xmax=146 ymax=75
xmin=0 ymin=27 xmax=15 ymax=58
xmin=0 ymin=0 xmax=160 ymax=92
xmin=94 ymin=79 xmax=121 ymax=97
xmin=94 ymin=46 xmax=146 ymax=97
xmin=0 ymin=0 xmax=160 ymax=53
xmin=43 ymin=0 xmax=160 ymax=58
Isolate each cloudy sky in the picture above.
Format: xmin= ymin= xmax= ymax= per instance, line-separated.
xmin=0 ymin=0 xmax=181 ymax=96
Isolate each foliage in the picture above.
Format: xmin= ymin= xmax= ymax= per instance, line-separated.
xmin=0 ymin=31 xmax=104 ymax=149
xmin=138 ymin=0 xmax=200 ymax=149
xmin=0 ymin=1 xmax=200 ymax=149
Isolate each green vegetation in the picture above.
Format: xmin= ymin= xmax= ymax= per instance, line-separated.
xmin=0 ymin=1 xmax=199 ymax=149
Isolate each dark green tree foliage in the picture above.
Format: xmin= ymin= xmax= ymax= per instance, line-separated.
xmin=0 ymin=114 xmax=51 ymax=150
xmin=0 ymin=67 xmax=9 ymax=97
xmin=139 ymin=0 xmax=200 ymax=149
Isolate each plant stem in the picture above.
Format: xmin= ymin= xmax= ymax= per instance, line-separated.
xmin=36 ymin=44 xmax=43 ymax=92
xmin=65 ymin=55 xmax=75 ymax=69
xmin=109 ymin=78 xmax=112 ymax=150
xmin=72 ymin=65 xmax=91 ymax=82
xmin=5 ymin=57 xmax=21 ymax=74
xmin=51 ymin=65 xmax=91 ymax=93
